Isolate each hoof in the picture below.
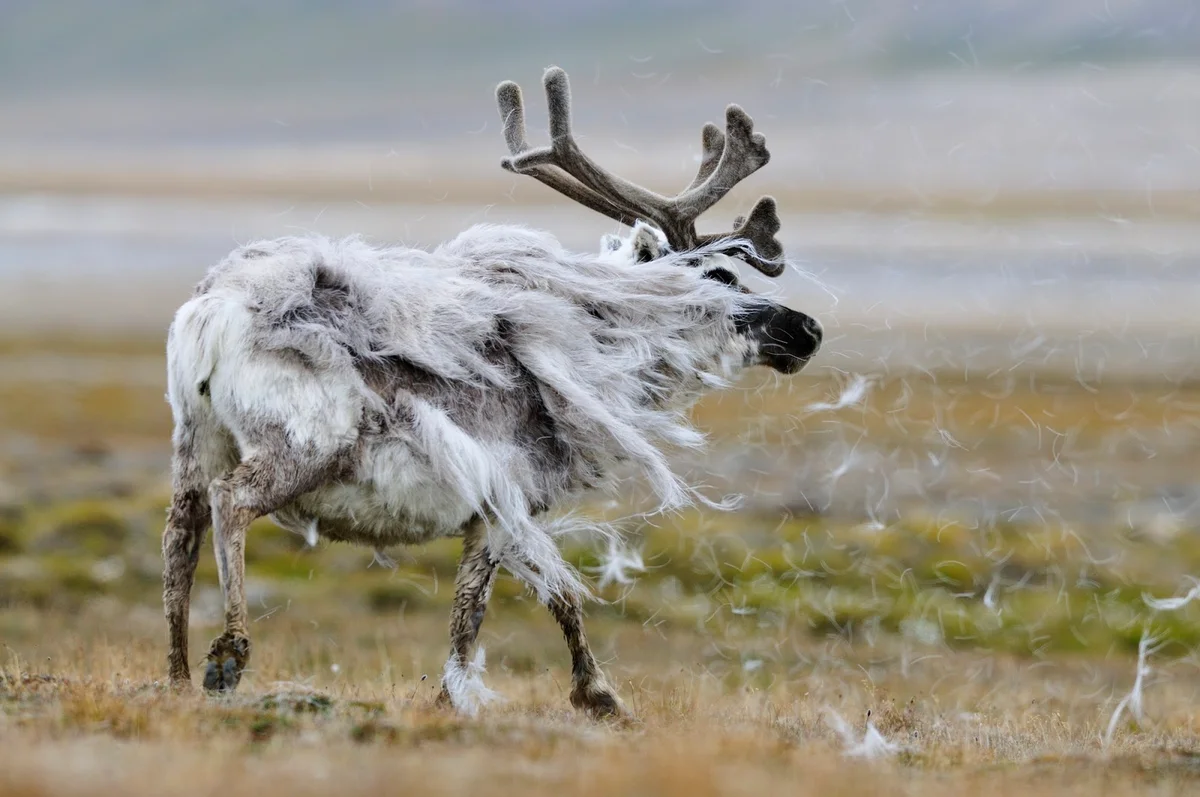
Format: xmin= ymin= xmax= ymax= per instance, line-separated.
xmin=570 ymin=682 xmax=630 ymax=721
xmin=203 ymin=634 xmax=250 ymax=693
xmin=166 ymin=659 xmax=192 ymax=689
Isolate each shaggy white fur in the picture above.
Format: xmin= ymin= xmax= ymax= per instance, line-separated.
xmin=168 ymin=222 xmax=768 ymax=602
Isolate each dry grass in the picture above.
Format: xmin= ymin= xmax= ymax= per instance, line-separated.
xmin=4 ymin=334 xmax=1200 ymax=795
xmin=4 ymin=513 xmax=1200 ymax=796
xmin=3 ymin=601 xmax=1200 ymax=797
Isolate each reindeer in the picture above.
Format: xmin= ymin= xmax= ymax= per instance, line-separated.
xmin=161 ymin=67 xmax=822 ymax=718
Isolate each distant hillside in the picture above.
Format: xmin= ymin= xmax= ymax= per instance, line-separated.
xmin=1 ymin=0 xmax=1196 ymax=96
xmin=0 ymin=0 xmax=1196 ymax=169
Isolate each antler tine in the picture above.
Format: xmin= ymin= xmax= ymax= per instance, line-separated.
xmin=670 ymin=104 xmax=769 ymax=221
xmin=496 ymin=80 xmax=531 ymax=155
xmin=506 ymin=68 xmax=683 ymax=239
xmin=697 ymin=196 xmax=785 ymax=277
xmin=496 ymin=79 xmax=638 ymax=227
xmin=676 ymin=114 xmax=786 ymax=277
xmin=684 ymin=122 xmax=725 ymax=192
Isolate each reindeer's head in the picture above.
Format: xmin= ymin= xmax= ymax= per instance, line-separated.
xmin=495 ymin=67 xmax=822 ymax=377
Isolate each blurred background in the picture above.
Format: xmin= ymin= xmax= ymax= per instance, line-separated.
xmin=2 ymin=0 xmax=1198 ymax=366
xmin=3 ymin=1 xmax=1200 ymax=693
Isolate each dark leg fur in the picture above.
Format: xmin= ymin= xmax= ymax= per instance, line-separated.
xmin=202 ymin=434 xmax=352 ymax=692
xmin=162 ymin=487 xmax=210 ymax=685
xmin=436 ymin=519 xmax=499 ymax=709
xmin=511 ymin=557 xmax=627 ymax=718
xmin=546 ymin=592 xmax=627 ymax=718
xmin=163 ymin=420 xmax=227 ymax=687
xmin=203 ymin=473 xmax=256 ymax=693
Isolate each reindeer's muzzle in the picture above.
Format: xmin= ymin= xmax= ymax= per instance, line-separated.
xmin=738 ymin=302 xmax=822 ymax=374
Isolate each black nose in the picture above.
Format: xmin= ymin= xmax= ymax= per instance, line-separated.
xmin=751 ymin=306 xmax=822 ymax=374
xmin=803 ymin=315 xmax=823 ymax=346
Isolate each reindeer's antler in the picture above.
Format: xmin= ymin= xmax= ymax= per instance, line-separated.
xmin=496 ymin=79 xmax=639 ymax=229
xmin=496 ymin=67 xmax=785 ymax=277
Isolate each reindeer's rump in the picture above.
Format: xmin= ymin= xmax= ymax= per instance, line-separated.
xmin=168 ymin=225 xmax=753 ymax=598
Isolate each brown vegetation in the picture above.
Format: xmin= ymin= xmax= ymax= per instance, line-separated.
xmin=3 ymin=334 xmax=1200 ymax=795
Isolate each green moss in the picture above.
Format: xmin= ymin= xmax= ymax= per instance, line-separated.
xmin=0 ymin=560 xmax=55 ymax=608
xmin=212 ymin=707 xmax=299 ymax=744
xmin=491 ymin=575 xmax=528 ymax=602
xmin=0 ymin=555 xmax=109 ymax=609
xmin=243 ymin=517 xmax=311 ymax=563
xmin=248 ymin=715 xmax=280 ymax=743
xmin=9 ymin=482 xmax=1200 ymax=663
xmin=350 ymin=719 xmax=400 ymax=744
xmin=365 ymin=580 xmax=432 ymax=613
xmin=31 ymin=501 xmax=129 ymax=557
xmin=500 ymin=651 xmax=539 ymax=675
xmin=0 ymin=516 xmax=23 ymax=555
xmin=250 ymin=555 xmax=319 ymax=580
xmin=408 ymin=538 xmax=464 ymax=577
xmin=258 ymin=691 xmax=334 ymax=714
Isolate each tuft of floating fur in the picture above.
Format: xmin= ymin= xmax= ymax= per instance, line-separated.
xmin=442 ymin=647 xmax=502 ymax=716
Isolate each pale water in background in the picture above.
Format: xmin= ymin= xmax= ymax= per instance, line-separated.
xmin=2 ymin=192 xmax=1198 ymax=381
xmin=2 ymin=61 xmax=1198 ymax=379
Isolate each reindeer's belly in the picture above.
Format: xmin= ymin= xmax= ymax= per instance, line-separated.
xmin=263 ymin=409 xmax=526 ymax=550
xmin=270 ymin=480 xmax=477 ymax=549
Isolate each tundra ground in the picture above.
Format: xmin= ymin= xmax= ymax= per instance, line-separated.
xmin=3 ymin=335 xmax=1200 ymax=796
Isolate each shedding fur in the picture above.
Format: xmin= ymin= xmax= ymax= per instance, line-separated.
xmin=161 ymin=66 xmax=824 ymax=709
xmin=169 ymin=223 xmax=767 ymax=602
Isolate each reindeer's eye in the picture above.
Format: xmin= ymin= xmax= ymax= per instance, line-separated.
xmin=702 ymin=267 xmax=739 ymax=287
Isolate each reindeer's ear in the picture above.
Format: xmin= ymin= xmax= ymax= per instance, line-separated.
xmin=601 ymin=233 xmax=623 ymax=252
xmin=630 ymin=221 xmax=665 ymax=264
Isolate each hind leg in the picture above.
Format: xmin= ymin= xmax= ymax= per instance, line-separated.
xmin=163 ymin=420 xmax=233 ymax=686
xmin=163 ymin=489 xmax=210 ymax=685
xmin=203 ymin=430 xmax=352 ymax=692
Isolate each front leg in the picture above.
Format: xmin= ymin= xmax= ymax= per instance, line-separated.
xmin=519 ymin=557 xmax=629 ymax=719
xmin=436 ymin=519 xmax=499 ymax=713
